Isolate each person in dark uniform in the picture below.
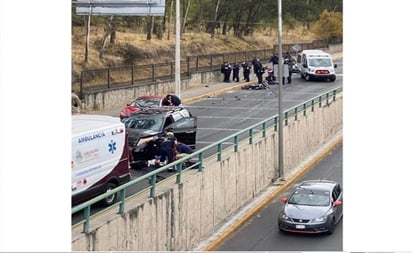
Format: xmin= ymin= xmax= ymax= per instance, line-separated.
xmin=251 ymin=57 xmax=258 ymax=76
xmin=255 ymin=59 xmax=264 ymax=84
xmin=221 ymin=61 xmax=231 ymax=82
xmin=232 ymin=62 xmax=240 ymax=82
xmin=241 ymin=61 xmax=251 ymax=82
xmin=159 ymin=136 xmax=177 ymax=164
xmin=162 ymin=94 xmax=181 ymax=106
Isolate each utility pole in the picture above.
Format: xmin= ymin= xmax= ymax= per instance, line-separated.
xmin=277 ymin=0 xmax=284 ymax=180
xmin=175 ymin=0 xmax=181 ymax=97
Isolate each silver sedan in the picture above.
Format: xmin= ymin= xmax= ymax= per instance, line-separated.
xmin=278 ymin=180 xmax=343 ymax=234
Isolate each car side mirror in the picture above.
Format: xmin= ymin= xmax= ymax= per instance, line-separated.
xmin=281 ymin=197 xmax=288 ymax=203
xmin=333 ymin=200 xmax=342 ymax=207
xmin=334 ymin=64 xmax=338 ymax=68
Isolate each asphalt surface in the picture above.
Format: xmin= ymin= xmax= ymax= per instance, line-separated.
xmin=212 ymin=143 xmax=343 ymax=251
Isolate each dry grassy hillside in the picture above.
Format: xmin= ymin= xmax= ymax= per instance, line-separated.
xmin=71 ymin=26 xmax=317 ymax=77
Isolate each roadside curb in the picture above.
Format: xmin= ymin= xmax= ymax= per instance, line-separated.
xmin=200 ymin=133 xmax=343 ymax=251
xmin=182 ymin=82 xmax=251 ymax=104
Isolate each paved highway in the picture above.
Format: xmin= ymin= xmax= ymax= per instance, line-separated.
xmin=214 ymin=142 xmax=343 ymax=251
xmin=72 ymin=62 xmax=343 ymax=225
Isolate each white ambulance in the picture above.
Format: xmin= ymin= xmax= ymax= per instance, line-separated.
xmin=296 ymin=50 xmax=337 ymax=82
xmin=72 ymin=115 xmax=131 ymax=206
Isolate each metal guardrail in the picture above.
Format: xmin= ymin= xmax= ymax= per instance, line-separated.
xmin=72 ymin=85 xmax=342 ymax=233
xmin=74 ymin=40 xmax=329 ymax=96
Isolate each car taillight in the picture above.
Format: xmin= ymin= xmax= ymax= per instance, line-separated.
xmin=315 ymin=70 xmax=330 ymax=74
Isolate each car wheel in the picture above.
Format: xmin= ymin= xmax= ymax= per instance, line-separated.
xmin=329 ymin=76 xmax=336 ymax=82
xmin=100 ymin=182 xmax=118 ymax=206
xmin=326 ymin=217 xmax=336 ymax=235
xmin=304 ymin=73 xmax=311 ymax=81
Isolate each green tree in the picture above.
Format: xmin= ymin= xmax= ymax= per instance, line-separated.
xmin=312 ymin=10 xmax=343 ymax=42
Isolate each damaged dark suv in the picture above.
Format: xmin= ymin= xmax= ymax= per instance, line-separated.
xmin=122 ymin=107 xmax=197 ymax=167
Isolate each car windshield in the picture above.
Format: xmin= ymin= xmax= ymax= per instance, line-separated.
xmin=131 ymin=98 xmax=160 ymax=107
xmin=288 ymin=189 xmax=330 ymax=207
xmin=122 ymin=116 xmax=163 ymax=131
xmin=309 ymin=58 xmax=332 ymax=67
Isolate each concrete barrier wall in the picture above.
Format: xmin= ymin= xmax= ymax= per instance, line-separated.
xmin=72 ymin=93 xmax=342 ymax=251
xmin=82 ymin=70 xmax=222 ymax=112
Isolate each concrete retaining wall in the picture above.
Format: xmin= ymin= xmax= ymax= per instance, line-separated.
xmin=82 ymin=70 xmax=222 ymax=112
xmin=72 ymin=94 xmax=343 ymax=251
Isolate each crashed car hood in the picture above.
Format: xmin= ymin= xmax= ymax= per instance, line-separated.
xmin=283 ymin=204 xmax=330 ymax=220
xmin=126 ymin=129 xmax=160 ymax=144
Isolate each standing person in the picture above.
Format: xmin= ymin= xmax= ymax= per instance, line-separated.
xmin=283 ymin=53 xmax=295 ymax=84
xmin=282 ymin=58 xmax=291 ymax=85
xmin=284 ymin=51 xmax=293 ymax=62
xmin=269 ymin=53 xmax=279 ymax=79
xmin=255 ymin=59 xmax=264 ymax=84
xmin=221 ymin=61 xmax=231 ymax=82
xmin=72 ymin=90 xmax=81 ymax=114
xmin=232 ymin=62 xmax=240 ymax=82
xmin=251 ymin=57 xmax=259 ymax=76
xmin=270 ymin=53 xmax=279 ymax=65
xmin=241 ymin=61 xmax=251 ymax=82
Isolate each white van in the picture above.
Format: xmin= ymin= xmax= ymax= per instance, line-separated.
xmin=296 ymin=50 xmax=337 ymax=82
xmin=72 ymin=115 xmax=131 ymax=206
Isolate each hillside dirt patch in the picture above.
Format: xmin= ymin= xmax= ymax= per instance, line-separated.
xmin=72 ymin=26 xmax=317 ymax=76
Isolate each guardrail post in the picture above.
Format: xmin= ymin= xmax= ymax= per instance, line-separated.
xmin=131 ymin=65 xmax=134 ymax=85
xmin=303 ymin=103 xmax=307 ymax=117
xmin=311 ymin=100 xmax=315 ymax=112
xmin=107 ymin=69 xmax=110 ymax=88
xmin=262 ymin=122 xmax=266 ymax=138
xmin=151 ymin=64 xmax=155 ymax=82
xmin=234 ymin=135 xmax=238 ymax=152
xmin=294 ymin=107 xmax=298 ymax=121
xmin=326 ymin=93 xmax=330 ymax=106
xmin=176 ymin=163 xmax=182 ymax=184
xmin=217 ymin=143 xmax=222 ymax=161
xmin=319 ymin=96 xmax=322 ymax=108
xmin=82 ymin=206 xmax=91 ymax=233
xmin=274 ymin=116 xmax=278 ymax=131
xmin=198 ymin=153 xmax=203 ymax=172
xmin=80 ymin=71 xmax=84 ymax=99
xmin=333 ymin=90 xmax=336 ymax=101
xmin=285 ymin=112 xmax=288 ymax=126
xmin=119 ymin=189 xmax=126 ymax=214
xmin=196 ymin=56 xmax=199 ymax=71
xmin=209 ymin=55 xmax=213 ymax=70
xmin=249 ymin=129 xmax=253 ymax=144
xmin=149 ymin=175 xmax=156 ymax=198
xmin=186 ymin=56 xmax=190 ymax=76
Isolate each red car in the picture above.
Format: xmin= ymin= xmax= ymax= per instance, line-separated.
xmin=120 ymin=95 xmax=164 ymax=119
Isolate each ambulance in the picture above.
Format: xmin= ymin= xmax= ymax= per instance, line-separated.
xmin=72 ymin=115 xmax=131 ymax=206
xmin=296 ymin=50 xmax=337 ymax=82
